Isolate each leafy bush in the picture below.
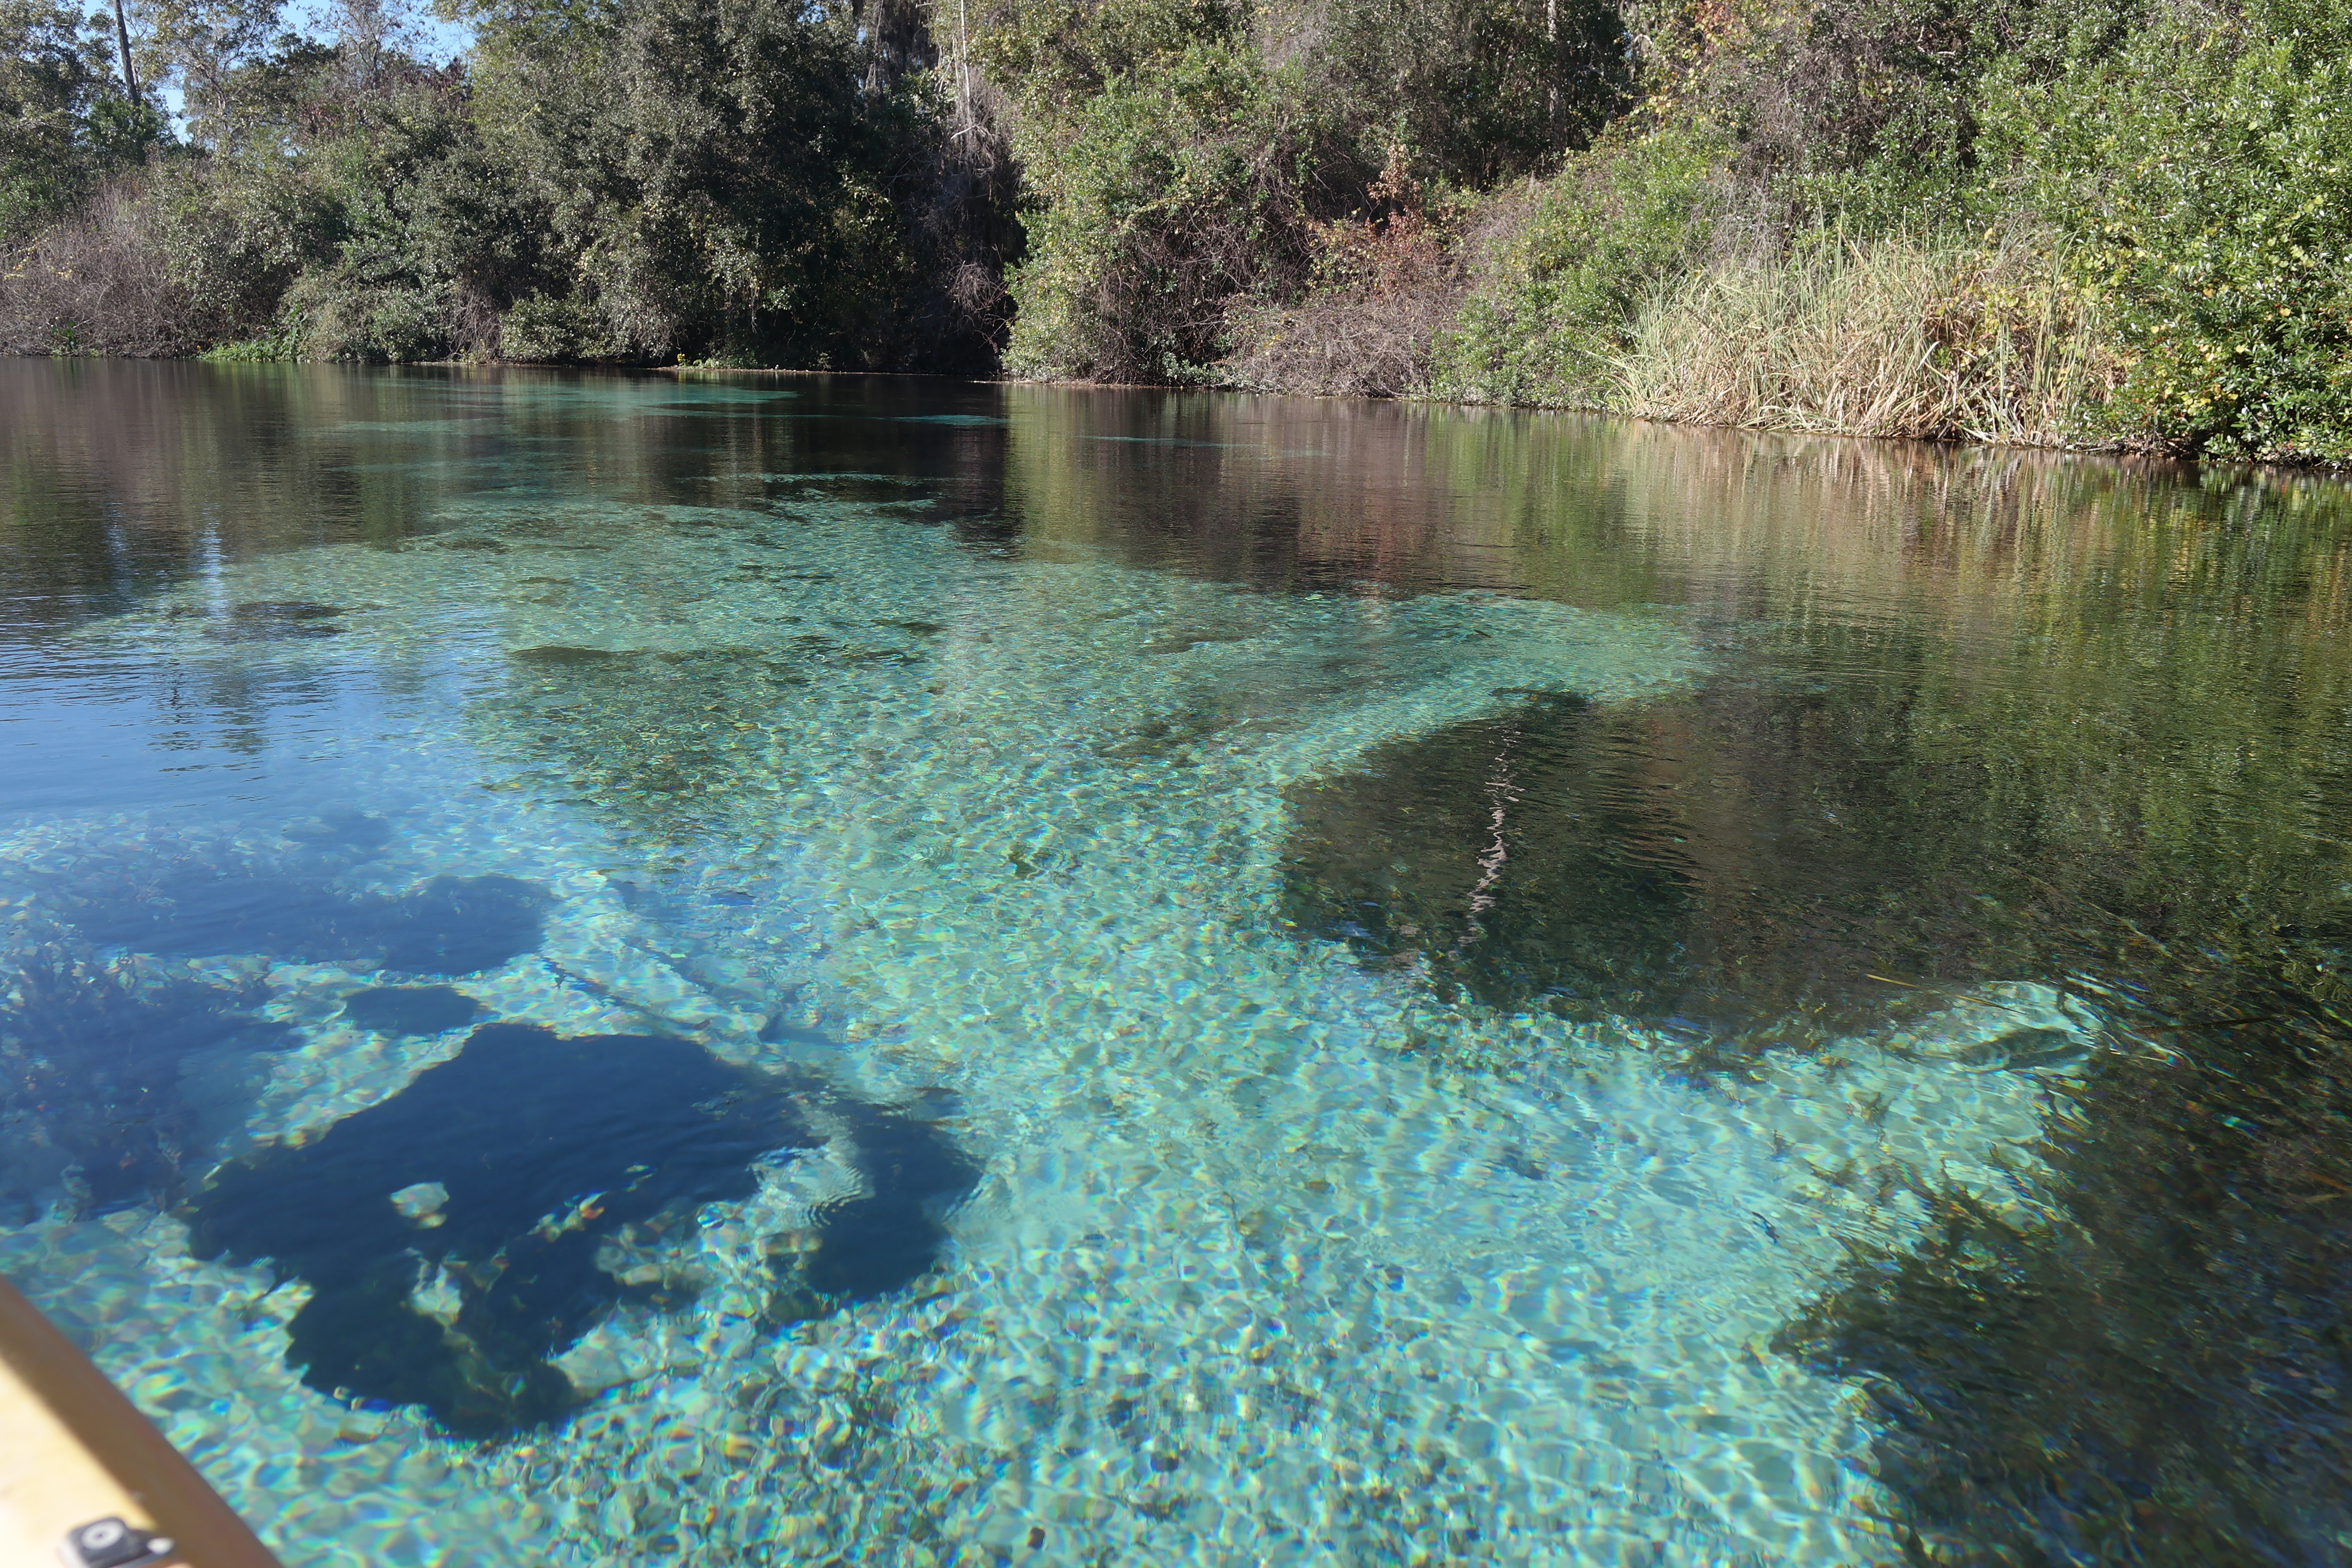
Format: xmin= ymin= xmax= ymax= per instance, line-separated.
xmin=1986 ymin=0 xmax=2352 ymax=460
xmin=1307 ymin=0 xmax=1630 ymax=182
xmin=1429 ymin=124 xmax=1725 ymax=406
xmin=198 ymin=316 xmax=306 ymax=359
xmin=9 ymin=0 xmax=997 ymax=367
xmin=1675 ymin=0 xmax=2144 ymax=235
xmin=496 ymin=292 xmax=612 ymax=362
xmin=1 ymin=0 xmax=159 ymax=244
xmin=257 ymin=77 xmax=550 ymax=361
xmin=983 ymin=0 xmax=1632 ymax=382
xmin=1001 ymin=42 xmax=1322 ymax=380
xmin=470 ymin=0 xmax=924 ymax=366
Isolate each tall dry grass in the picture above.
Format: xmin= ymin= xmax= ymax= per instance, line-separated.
xmin=1614 ymin=234 xmax=2119 ymax=446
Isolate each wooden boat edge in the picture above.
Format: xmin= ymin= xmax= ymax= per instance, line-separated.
xmin=0 ymin=1274 xmax=282 ymax=1568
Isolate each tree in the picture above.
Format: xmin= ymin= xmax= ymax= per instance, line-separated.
xmin=0 ymin=0 xmax=156 ymax=243
xmin=140 ymin=0 xmax=282 ymax=147
xmin=467 ymin=0 xmax=921 ymax=363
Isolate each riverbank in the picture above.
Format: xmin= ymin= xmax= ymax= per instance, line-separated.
xmin=643 ymin=214 xmax=2304 ymax=466
xmin=4 ymin=0 xmax=2343 ymax=466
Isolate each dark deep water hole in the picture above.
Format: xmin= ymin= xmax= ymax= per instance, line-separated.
xmin=185 ymin=1024 xmax=974 ymax=1437
xmin=3 ymin=833 xmax=979 ymax=1439
xmin=1 ymin=854 xmax=557 ymax=1215
xmin=65 ymin=869 xmax=552 ymax=976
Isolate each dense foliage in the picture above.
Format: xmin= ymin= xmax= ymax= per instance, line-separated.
xmin=0 ymin=0 xmax=160 ymax=239
xmin=4 ymin=0 xmax=2347 ymax=451
xmin=1986 ymin=0 xmax=2352 ymax=459
xmin=1 ymin=0 xmax=1009 ymax=364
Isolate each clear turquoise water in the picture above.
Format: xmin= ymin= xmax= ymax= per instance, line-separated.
xmin=3 ymin=363 xmax=2349 ymax=1566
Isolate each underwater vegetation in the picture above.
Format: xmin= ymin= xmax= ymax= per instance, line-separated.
xmin=0 ymin=941 xmax=290 ymax=1215
xmin=1277 ymin=684 xmax=2037 ymax=1054
xmin=187 ymin=1023 xmax=975 ymax=1436
xmin=1279 ymin=668 xmax=2352 ymax=1067
xmin=497 ymin=640 xmax=926 ymax=848
xmin=1279 ymin=655 xmax=2352 ymax=1560
xmin=1779 ymin=966 xmax=2352 ymax=1567
xmin=63 ymin=869 xmax=548 ymax=976
xmin=205 ymin=601 xmax=349 ymax=642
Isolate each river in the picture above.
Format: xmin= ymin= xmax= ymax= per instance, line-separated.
xmin=3 ymin=361 xmax=2348 ymax=1566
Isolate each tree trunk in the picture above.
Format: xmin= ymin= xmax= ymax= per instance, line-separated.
xmin=112 ymin=0 xmax=138 ymax=99
xmin=1544 ymin=0 xmax=1557 ymax=132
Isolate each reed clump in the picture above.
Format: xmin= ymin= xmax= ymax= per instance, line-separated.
xmin=1614 ymin=233 xmax=2117 ymax=446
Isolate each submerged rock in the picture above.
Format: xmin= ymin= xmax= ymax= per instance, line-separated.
xmin=388 ymin=1181 xmax=449 ymax=1224
xmin=184 ymin=1022 xmax=975 ymax=1436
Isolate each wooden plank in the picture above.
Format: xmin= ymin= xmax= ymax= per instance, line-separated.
xmin=0 ymin=1341 xmax=157 ymax=1563
xmin=0 ymin=1277 xmax=282 ymax=1568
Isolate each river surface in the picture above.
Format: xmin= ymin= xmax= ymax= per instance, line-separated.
xmin=3 ymin=361 xmax=2349 ymax=1567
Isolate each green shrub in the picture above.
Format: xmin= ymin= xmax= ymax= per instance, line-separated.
xmin=1307 ymin=0 xmax=1629 ymax=182
xmin=497 ymin=292 xmax=612 ymax=361
xmin=198 ymin=315 xmax=306 ymax=359
xmin=471 ymin=0 xmax=921 ymax=367
xmin=983 ymin=0 xmax=1633 ymax=383
xmin=1985 ymin=0 xmax=2352 ymax=461
xmin=282 ymin=274 xmax=456 ymax=361
xmin=0 ymin=0 xmax=160 ymax=244
xmin=1680 ymin=0 xmax=2147 ymax=236
xmin=1001 ymin=42 xmax=1319 ymax=380
xmin=247 ymin=83 xmax=555 ymax=362
xmin=971 ymin=0 xmax=1250 ymax=115
xmin=153 ymin=154 xmax=349 ymax=326
xmin=1429 ymin=125 xmax=1725 ymax=406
